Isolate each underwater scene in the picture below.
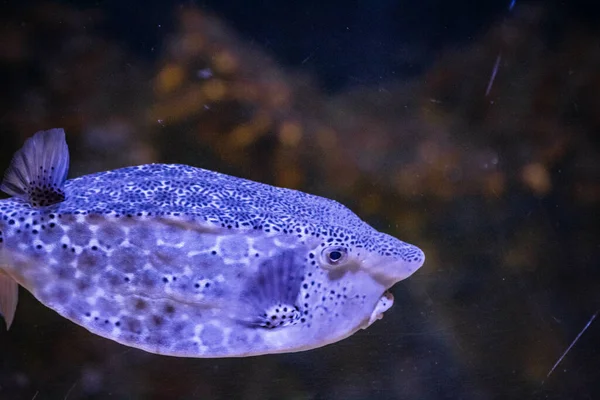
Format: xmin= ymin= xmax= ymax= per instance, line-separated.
xmin=0 ymin=0 xmax=598 ymax=399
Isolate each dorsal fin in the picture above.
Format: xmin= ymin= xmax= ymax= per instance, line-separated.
xmin=1 ymin=128 xmax=69 ymax=207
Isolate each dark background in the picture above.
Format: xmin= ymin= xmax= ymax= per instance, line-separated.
xmin=1 ymin=0 xmax=600 ymax=399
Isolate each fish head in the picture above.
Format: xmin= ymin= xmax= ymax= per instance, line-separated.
xmin=318 ymin=229 xmax=425 ymax=287
xmin=256 ymin=224 xmax=425 ymax=354
xmin=316 ymin=229 xmax=423 ymax=319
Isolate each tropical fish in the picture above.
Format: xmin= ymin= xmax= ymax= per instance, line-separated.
xmin=0 ymin=129 xmax=425 ymax=357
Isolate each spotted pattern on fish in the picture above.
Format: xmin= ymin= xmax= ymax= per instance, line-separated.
xmin=0 ymin=129 xmax=425 ymax=357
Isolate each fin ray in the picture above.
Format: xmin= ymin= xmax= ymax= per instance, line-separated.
xmin=0 ymin=271 xmax=18 ymax=330
xmin=241 ymin=250 xmax=305 ymax=328
xmin=0 ymin=128 xmax=69 ymax=207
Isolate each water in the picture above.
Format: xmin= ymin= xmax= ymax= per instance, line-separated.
xmin=0 ymin=1 xmax=599 ymax=399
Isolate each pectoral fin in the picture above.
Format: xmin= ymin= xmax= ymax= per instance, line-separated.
xmin=240 ymin=250 xmax=305 ymax=329
xmin=0 ymin=272 xmax=18 ymax=330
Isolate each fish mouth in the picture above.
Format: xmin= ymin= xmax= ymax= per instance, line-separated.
xmin=365 ymin=292 xmax=394 ymax=327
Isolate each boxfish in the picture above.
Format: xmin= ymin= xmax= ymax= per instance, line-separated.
xmin=0 ymin=129 xmax=424 ymax=357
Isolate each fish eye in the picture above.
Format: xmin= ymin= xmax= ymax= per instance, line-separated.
xmin=321 ymin=246 xmax=348 ymax=268
xmin=329 ymin=250 xmax=343 ymax=261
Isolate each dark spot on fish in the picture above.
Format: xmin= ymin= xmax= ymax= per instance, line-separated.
xmin=70 ymin=223 xmax=92 ymax=246
xmin=85 ymin=213 xmax=105 ymax=225
xmin=111 ymin=246 xmax=144 ymax=273
xmin=77 ymin=248 xmax=107 ymax=274
xmin=48 ymin=285 xmax=72 ymax=304
xmin=171 ymin=322 xmax=185 ymax=334
xmin=139 ymin=269 xmax=159 ymax=288
xmin=106 ymin=270 xmax=126 ymax=287
xmin=135 ymin=299 xmax=147 ymax=310
xmin=76 ymin=278 xmax=91 ymax=292
xmin=97 ymin=223 xmax=126 ymax=247
xmin=56 ymin=265 xmax=75 ymax=280
xmin=128 ymin=224 xmax=154 ymax=247
xmin=164 ymin=304 xmax=175 ymax=314
xmin=121 ymin=316 xmax=142 ymax=334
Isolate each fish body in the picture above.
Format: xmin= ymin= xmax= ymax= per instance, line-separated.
xmin=0 ymin=129 xmax=424 ymax=357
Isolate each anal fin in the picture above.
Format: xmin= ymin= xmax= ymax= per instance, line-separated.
xmin=0 ymin=271 xmax=18 ymax=330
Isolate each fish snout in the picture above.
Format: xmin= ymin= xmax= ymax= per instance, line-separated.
xmin=366 ymin=244 xmax=425 ymax=286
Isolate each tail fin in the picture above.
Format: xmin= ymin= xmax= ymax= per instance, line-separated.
xmin=0 ymin=271 xmax=18 ymax=330
xmin=0 ymin=128 xmax=70 ymax=207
